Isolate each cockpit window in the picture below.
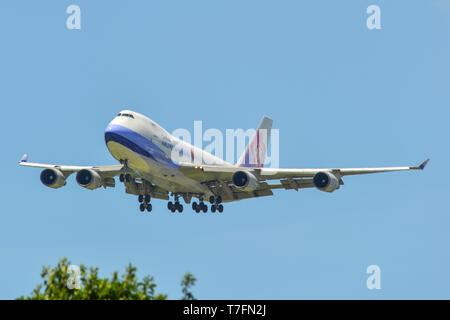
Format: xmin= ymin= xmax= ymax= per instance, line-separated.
xmin=117 ymin=113 xmax=134 ymax=119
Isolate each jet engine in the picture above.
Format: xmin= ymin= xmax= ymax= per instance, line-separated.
xmin=231 ymin=171 xmax=259 ymax=192
xmin=40 ymin=168 xmax=66 ymax=189
xmin=76 ymin=169 xmax=103 ymax=190
xmin=312 ymin=171 xmax=340 ymax=193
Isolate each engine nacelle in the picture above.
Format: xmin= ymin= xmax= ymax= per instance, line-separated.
xmin=76 ymin=169 xmax=103 ymax=190
xmin=40 ymin=168 xmax=66 ymax=189
xmin=232 ymin=170 xmax=259 ymax=192
xmin=312 ymin=171 xmax=340 ymax=193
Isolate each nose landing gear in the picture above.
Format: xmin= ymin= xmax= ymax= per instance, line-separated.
xmin=119 ymin=159 xmax=131 ymax=183
xmin=119 ymin=173 xmax=131 ymax=182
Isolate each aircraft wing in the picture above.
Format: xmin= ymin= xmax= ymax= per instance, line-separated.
xmin=18 ymin=153 xmax=169 ymax=197
xmin=258 ymin=158 xmax=430 ymax=180
xmin=178 ymin=159 xmax=429 ymax=202
xmin=179 ymin=159 xmax=429 ymax=181
xmin=18 ymin=153 xmax=123 ymax=178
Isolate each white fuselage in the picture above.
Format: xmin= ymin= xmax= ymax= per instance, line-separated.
xmin=104 ymin=110 xmax=230 ymax=196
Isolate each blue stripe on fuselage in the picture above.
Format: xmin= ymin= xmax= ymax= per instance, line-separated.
xmin=104 ymin=124 xmax=178 ymax=168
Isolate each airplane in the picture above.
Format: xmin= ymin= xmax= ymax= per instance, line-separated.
xmin=19 ymin=110 xmax=429 ymax=214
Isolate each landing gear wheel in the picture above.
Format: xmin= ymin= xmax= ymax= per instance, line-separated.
xmin=201 ymin=203 xmax=208 ymax=213
xmin=217 ymin=204 xmax=223 ymax=213
xmin=177 ymin=203 xmax=183 ymax=213
xmin=168 ymin=201 xmax=173 ymax=211
xmin=209 ymin=196 xmax=215 ymax=204
xmin=119 ymin=174 xmax=124 ymax=182
xmin=144 ymin=194 xmax=151 ymax=203
xmin=216 ymin=196 xmax=222 ymax=204
xmin=192 ymin=202 xmax=198 ymax=211
xmin=125 ymin=174 xmax=131 ymax=182
xmin=138 ymin=195 xmax=143 ymax=202
xmin=139 ymin=203 xmax=145 ymax=212
xmin=195 ymin=208 xmax=201 ymax=213
xmin=211 ymin=205 xmax=216 ymax=213
xmin=146 ymin=204 xmax=152 ymax=212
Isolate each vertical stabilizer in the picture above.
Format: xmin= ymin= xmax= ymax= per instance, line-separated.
xmin=236 ymin=116 xmax=273 ymax=168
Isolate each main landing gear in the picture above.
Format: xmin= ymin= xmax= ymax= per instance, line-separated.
xmin=210 ymin=203 xmax=224 ymax=213
xmin=138 ymin=194 xmax=152 ymax=213
xmin=167 ymin=194 xmax=183 ymax=213
xmin=168 ymin=200 xmax=183 ymax=213
xmin=191 ymin=196 xmax=224 ymax=214
xmin=192 ymin=201 xmax=208 ymax=213
xmin=209 ymin=195 xmax=224 ymax=213
xmin=138 ymin=194 xmax=224 ymax=215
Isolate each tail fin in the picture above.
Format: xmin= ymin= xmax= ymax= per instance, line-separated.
xmin=236 ymin=116 xmax=273 ymax=168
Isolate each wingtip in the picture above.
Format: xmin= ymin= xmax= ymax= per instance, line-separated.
xmin=19 ymin=153 xmax=28 ymax=163
xmin=419 ymin=158 xmax=430 ymax=170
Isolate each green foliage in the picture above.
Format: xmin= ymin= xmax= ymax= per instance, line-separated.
xmin=181 ymin=272 xmax=197 ymax=300
xmin=18 ymin=257 xmax=195 ymax=300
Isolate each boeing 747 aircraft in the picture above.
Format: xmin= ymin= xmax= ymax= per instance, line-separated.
xmin=19 ymin=110 xmax=429 ymax=213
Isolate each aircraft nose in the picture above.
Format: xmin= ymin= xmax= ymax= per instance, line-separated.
xmin=105 ymin=123 xmax=113 ymax=134
xmin=104 ymin=123 xmax=120 ymax=145
xmin=104 ymin=123 xmax=134 ymax=147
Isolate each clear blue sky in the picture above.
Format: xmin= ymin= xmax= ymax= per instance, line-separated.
xmin=0 ymin=0 xmax=449 ymax=299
